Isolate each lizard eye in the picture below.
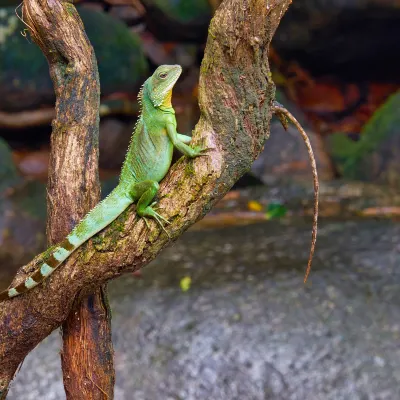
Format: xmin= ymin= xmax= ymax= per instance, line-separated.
xmin=159 ymin=72 xmax=168 ymax=79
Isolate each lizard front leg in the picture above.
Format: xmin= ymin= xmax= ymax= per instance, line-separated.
xmin=166 ymin=123 xmax=208 ymax=158
xmin=177 ymin=133 xmax=192 ymax=144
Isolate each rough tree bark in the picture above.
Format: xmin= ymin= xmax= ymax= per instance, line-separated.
xmin=16 ymin=1 xmax=114 ymax=399
xmin=0 ymin=0 xmax=292 ymax=397
xmin=61 ymin=288 xmax=114 ymax=399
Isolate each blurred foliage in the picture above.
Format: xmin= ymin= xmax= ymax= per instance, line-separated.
xmin=247 ymin=200 xmax=287 ymax=219
xmin=0 ymin=137 xmax=20 ymax=192
xmin=328 ymin=91 xmax=400 ymax=184
xmin=144 ymin=0 xmax=211 ymax=22
xmin=79 ymin=7 xmax=148 ymax=94
xmin=265 ymin=203 xmax=287 ymax=219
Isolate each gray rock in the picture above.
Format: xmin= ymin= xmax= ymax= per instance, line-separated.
xmin=252 ymin=120 xmax=333 ymax=185
xmin=0 ymin=6 xmax=148 ymax=112
xmin=6 ymin=219 xmax=400 ymax=399
xmin=99 ymin=118 xmax=132 ymax=170
xmin=273 ymin=0 xmax=400 ymax=81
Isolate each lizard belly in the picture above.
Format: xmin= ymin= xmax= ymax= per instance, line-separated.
xmin=135 ymin=134 xmax=173 ymax=183
xmin=144 ymin=146 xmax=173 ymax=182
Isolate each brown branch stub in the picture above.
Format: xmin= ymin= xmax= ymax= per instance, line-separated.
xmin=0 ymin=109 xmax=55 ymax=129
xmin=0 ymin=102 xmax=139 ymax=130
xmin=0 ymin=0 xmax=293 ymax=395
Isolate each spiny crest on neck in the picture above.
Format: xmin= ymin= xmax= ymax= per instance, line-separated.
xmin=137 ymin=83 xmax=144 ymax=111
xmin=140 ymin=64 xmax=182 ymax=108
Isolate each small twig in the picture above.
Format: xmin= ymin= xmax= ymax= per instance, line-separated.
xmin=272 ymin=101 xmax=319 ymax=283
xmin=15 ymin=3 xmax=38 ymax=44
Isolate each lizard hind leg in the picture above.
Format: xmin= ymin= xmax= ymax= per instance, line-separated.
xmin=130 ymin=180 xmax=171 ymax=236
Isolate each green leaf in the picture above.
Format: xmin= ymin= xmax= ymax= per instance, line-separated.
xmin=265 ymin=202 xmax=287 ymax=219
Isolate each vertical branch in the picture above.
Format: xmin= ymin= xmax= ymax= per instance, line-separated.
xmin=62 ymin=288 xmax=114 ymax=399
xmin=23 ymin=0 xmax=114 ymax=398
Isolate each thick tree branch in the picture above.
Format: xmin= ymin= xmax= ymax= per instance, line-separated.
xmin=7 ymin=0 xmax=115 ymax=399
xmin=0 ymin=0 xmax=292 ymax=395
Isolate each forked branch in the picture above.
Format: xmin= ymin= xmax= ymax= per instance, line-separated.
xmin=0 ymin=0 xmax=301 ymax=396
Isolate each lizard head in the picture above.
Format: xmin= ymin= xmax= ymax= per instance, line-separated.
xmin=145 ymin=64 xmax=182 ymax=108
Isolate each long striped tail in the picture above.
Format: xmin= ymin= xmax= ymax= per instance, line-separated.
xmin=0 ymin=189 xmax=132 ymax=301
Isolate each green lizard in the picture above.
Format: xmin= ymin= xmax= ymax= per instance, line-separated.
xmin=0 ymin=64 xmax=207 ymax=301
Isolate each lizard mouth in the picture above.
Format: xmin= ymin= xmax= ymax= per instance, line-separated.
xmin=147 ymin=65 xmax=183 ymax=107
xmin=164 ymin=65 xmax=182 ymax=92
xmin=154 ymin=65 xmax=182 ymax=107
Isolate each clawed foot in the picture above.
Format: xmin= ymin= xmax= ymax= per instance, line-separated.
xmin=140 ymin=206 xmax=171 ymax=237
xmin=190 ymin=145 xmax=213 ymax=158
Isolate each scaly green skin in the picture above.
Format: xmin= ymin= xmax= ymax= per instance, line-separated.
xmin=0 ymin=65 xmax=206 ymax=301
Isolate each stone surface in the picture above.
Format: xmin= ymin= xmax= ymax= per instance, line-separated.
xmin=252 ymin=119 xmax=334 ymax=184
xmin=0 ymin=6 xmax=148 ymax=112
xmin=272 ymin=0 xmax=400 ymax=82
xmin=99 ymin=118 xmax=133 ymax=169
xmin=252 ymin=94 xmax=334 ymax=184
xmin=5 ymin=219 xmax=400 ymax=399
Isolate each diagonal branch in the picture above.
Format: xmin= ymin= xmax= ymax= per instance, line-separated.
xmin=0 ymin=0 xmax=293 ymax=395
